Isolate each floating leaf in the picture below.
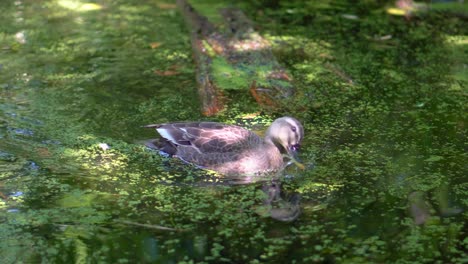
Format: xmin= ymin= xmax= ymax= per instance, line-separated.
xmin=150 ymin=42 xmax=162 ymax=49
xmin=425 ymin=155 xmax=444 ymax=162
xmin=154 ymin=70 xmax=179 ymax=76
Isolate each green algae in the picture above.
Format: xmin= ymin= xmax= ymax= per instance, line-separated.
xmin=0 ymin=0 xmax=467 ymax=263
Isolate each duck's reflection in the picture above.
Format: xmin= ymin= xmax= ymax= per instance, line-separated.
xmin=192 ymin=172 xmax=303 ymax=222
xmin=260 ymin=180 xmax=301 ymax=222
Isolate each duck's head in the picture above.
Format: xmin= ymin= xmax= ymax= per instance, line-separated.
xmin=265 ymin=117 xmax=305 ymax=169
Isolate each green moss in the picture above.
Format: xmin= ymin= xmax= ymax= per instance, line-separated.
xmin=211 ymin=56 xmax=294 ymax=91
xmin=211 ymin=57 xmax=251 ymax=90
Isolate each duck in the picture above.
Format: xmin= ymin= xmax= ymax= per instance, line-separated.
xmin=144 ymin=116 xmax=304 ymax=176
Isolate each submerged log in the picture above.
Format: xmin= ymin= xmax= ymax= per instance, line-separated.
xmin=176 ymin=0 xmax=295 ymax=116
xmin=176 ymin=0 xmax=226 ymax=116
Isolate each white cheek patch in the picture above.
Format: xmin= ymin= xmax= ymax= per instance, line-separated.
xmin=285 ymin=119 xmax=303 ymax=142
xmin=157 ymin=128 xmax=178 ymax=144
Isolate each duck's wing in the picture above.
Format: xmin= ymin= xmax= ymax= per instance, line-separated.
xmin=145 ymin=122 xmax=261 ymax=153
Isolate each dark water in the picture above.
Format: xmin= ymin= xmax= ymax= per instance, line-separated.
xmin=0 ymin=0 xmax=466 ymax=263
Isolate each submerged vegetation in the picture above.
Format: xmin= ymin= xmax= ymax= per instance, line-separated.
xmin=0 ymin=0 xmax=466 ymax=263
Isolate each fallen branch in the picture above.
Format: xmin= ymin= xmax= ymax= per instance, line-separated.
xmin=115 ymin=219 xmax=183 ymax=232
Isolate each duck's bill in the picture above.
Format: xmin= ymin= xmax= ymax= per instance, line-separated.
xmin=287 ymin=146 xmax=305 ymax=170
xmin=291 ymin=157 xmax=305 ymax=170
xmin=291 ymin=158 xmax=305 ymax=170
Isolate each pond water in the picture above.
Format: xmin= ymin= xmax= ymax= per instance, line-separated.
xmin=0 ymin=0 xmax=466 ymax=263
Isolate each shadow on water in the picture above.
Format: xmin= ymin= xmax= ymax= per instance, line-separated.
xmin=0 ymin=0 xmax=466 ymax=263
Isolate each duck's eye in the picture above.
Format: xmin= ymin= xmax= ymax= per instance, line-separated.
xmin=291 ymin=126 xmax=297 ymax=132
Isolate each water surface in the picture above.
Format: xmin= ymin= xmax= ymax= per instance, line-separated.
xmin=0 ymin=0 xmax=466 ymax=263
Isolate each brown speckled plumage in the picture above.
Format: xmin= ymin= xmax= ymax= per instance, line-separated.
xmin=145 ymin=117 xmax=304 ymax=176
